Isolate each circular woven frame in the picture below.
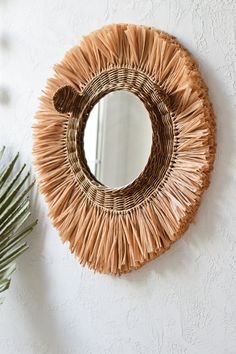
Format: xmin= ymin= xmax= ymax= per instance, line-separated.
xmin=33 ymin=24 xmax=215 ymax=275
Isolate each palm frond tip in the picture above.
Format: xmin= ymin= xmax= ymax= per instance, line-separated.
xmin=0 ymin=147 xmax=37 ymax=301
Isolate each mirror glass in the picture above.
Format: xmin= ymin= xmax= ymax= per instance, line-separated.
xmin=84 ymin=91 xmax=152 ymax=188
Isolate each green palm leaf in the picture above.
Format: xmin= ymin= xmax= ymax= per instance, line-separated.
xmin=0 ymin=147 xmax=37 ymax=302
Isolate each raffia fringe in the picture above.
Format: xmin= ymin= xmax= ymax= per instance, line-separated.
xmin=33 ymin=24 xmax=215 ymax=275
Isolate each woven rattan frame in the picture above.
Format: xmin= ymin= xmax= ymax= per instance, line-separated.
xmin=33 ymin=24 xmax=215 ymax=275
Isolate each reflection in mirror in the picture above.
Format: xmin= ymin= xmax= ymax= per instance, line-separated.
xmin=84 ymin=91 xmax=152 ymax=188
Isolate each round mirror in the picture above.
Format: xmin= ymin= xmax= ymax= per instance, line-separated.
xmin=84 ymin=91 xmax=152 ymax=188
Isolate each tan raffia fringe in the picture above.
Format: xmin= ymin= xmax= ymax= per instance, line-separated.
xmin=33 ymin=24 xmax=215 ymax=275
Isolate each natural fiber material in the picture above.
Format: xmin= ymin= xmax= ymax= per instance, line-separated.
xmin=33 ymin=24 xmax=215 ymax=275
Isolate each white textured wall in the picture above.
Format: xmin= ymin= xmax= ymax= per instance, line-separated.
xmin=0 ymin=1 xmax=235 ymax=353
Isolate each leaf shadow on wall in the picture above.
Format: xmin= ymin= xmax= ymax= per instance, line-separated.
xmin=13 ymin=187 xmax=70 ymax=354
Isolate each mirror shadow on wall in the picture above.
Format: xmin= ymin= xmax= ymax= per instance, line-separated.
xmin=84 ymin=91 xmax=153 ymax=188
